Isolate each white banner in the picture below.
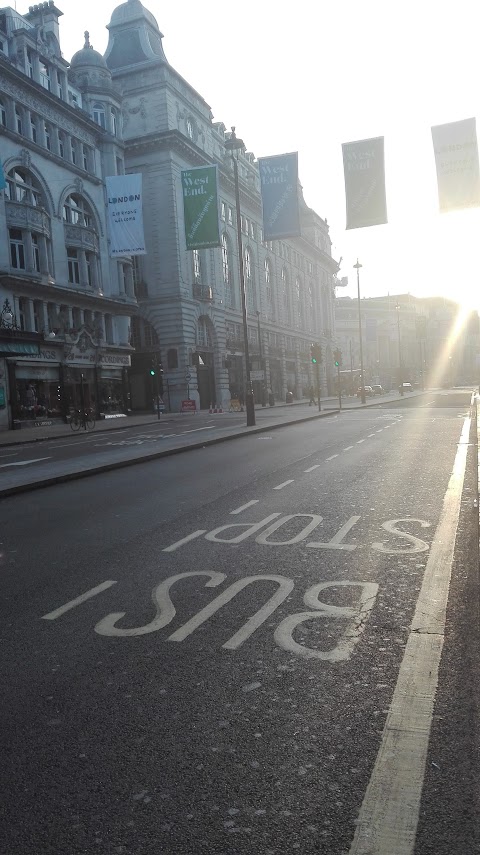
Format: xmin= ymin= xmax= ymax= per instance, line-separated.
xmin=431 ymin=118 xmax=480 ymax=212
xmin=106 ymin=174 xmax=146 ymax=257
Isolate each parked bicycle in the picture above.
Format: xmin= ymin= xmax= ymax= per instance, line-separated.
xmin=70 ymin=409 xmax=95 ymax=432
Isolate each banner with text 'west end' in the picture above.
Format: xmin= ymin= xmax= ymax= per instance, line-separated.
xmin=106 ymin=174 xmax=146 ymax=257
xmin=258 ymin=152 xmax=301 ymax=241
xmin=431 ymin=118 xmax=480 ymax=213
xmin=342 ymin=137 xmax=387 ymax=230
xmin=181 ymin=165 xmax=221 ymax=250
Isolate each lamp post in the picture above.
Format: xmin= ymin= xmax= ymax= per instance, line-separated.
xmin=353 ymin=260 xmax=366 ymax=404
xmin=395 ymin=303 xmax=404 ymax=395
xmin=256 ymin=310 xmax=266 ymax=406
xmin=224 ymin=127 xmax=255 ymax=426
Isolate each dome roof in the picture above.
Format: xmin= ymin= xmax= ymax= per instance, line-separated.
xmin=109 ymin=0 xmax=160 ymax=31
xmin=71 ymin=32 xmax=108 ymax=69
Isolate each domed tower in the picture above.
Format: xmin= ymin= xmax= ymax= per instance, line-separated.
xmin=104 ymin=0 xmax=167 ymax=72
xmin=68 ymin=32 xmax=122 ymax=143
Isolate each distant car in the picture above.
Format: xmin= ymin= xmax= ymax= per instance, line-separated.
xmin=399 ymin=383 xmax=413 ymax=393
xmin=357 ymin=385 xmax=374 ymax=398
xmin=372 ymin=385 xmax=384 ymax=396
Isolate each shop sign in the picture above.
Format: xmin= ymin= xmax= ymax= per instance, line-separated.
xmin=181 ymin=400 xmax=197 ymax=413
xmin=98 ymin=353 xmax=131 ymax=367
xmin=15 ymin=348 xmax=61 ymax=363
xmin=250 ymin=370 xmax=265 ymax=381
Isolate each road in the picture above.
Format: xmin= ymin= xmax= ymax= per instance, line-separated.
xmin=1 ymin=390 xmax=479 ymax=855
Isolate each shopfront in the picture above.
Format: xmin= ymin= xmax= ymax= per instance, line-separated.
xmin=8 ymin=343 xmax=64 ymax=428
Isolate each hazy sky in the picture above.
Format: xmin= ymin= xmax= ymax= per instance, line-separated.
xmin=55 ymin=0 xmax=480 ymax=306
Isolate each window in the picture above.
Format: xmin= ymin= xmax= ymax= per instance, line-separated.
xmin=9 ymin=228 xmax=25 ymax=269
xmin=39 ymin=60 xmax=50 ymax=91
xmin=295 ymin=277 xmax=302 ymax=327
xmin=71 ymin=140 xmax=77 ymax=165
xmin=18 ymin=298 xmax=27 ymax=331
xmin=250 ymin=221 xmax=255 ymax=240
xmin=44 ymin=122 xmax=51 ymax=151
xmin=15 ymin=107 xmax=23 ymax=135
xmin=6 ymin=168 xmax=43 ymax=206
xmin=92 ymin=103 xmax=106 ymax=129
xmin=67 ymin=249 xmax=80 ymax=284
xmin=58 ymin=131 xmax=65 ymax=158
xmin=221 ymin=201 xmax=226 ymax=221
xmin=30 ymin=115 xmax=37 ymax=143
xmin=244 ymin=247 xmax=255 ymax=311
xmin=282 ymin=267 xmax=290 ymax=324
xmin=63 ymin=195 xmax=92 ymax=227
xmin=222 ymin=233 xmax=234 ymax=308
xmin=0 ymin=98 xmax=5 ymax=127
xmin=33 ymin=301 xmax=42 ymax=333
xmin=82 ymin=145 xmax=89 ymax=171
xmin=111 ymin=108 xmax=117 ymax=136
xmin=228 ymin=207 xmax=233 ymax=225
xmin=265 ymin=258 xmax=274 ymax=318
xmin=57 ymin=71 xmax=64 ymax=101
xmin=26 ymin=49 xmax=34 ymax=78
xmin=193 ymin=249 xmax=202 ymax=283
xmin=32 ymin=234 xmax=40 ymax=272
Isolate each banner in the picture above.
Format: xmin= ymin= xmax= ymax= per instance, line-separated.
xmin=431 ymin=118 xmax=480 ymax=212
xmin=105 ymin=174 xmax=146 ymax=257
xmin=342 ymin=137 xmax=387 ymax=229
xmin=181 ymin=165 xmax=220 ymax=250
xmin=0 ymin=160 xmax=6 ymax=191
xmin=258 ymin=152 xmax=301 ymax=240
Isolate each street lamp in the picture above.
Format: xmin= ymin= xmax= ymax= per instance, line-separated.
xmin=395 ymin=303 xmax=404 ymax=395
xmin=353 ymin=260 xmax=366 ymax=404
xmin=224 ymin=127 xmax=255 ymax=426
xmin=256 ymin=310 xmax=267 ymax=406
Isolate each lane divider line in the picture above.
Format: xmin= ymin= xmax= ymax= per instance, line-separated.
xmin=357 ymin=439 xmax=365 ymax=444
xmin=344 ymin=446 xmax=354 ymax=451
xmin=325 ymin=454 xmax=339 ymax=461
xmin=41 ymin=581 xmax=117 ymax=621
xmin=368 ymin=433 xmax=376 ymax=437
xmin=304 ymin=465 xmax=321 ymax=472
xmin=273 ymin=480 xmax=294 ymax=490
xmin=230 ymin=500 xmax=259 ymax=515
xmin=163 ymin=530 xmax=207 ymax=552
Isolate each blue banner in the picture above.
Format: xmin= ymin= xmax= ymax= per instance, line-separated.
xmin=258 ymin=152 xmax=301 ymax=240
xmin=342 ymin=137 xmax=387 ymax=229
xmin=0 ymin=160 xmax=6 ymax=191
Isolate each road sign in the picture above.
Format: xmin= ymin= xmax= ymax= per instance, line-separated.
xmin=181 ymin=399 xmax=196 ymax=413
xmin=185 ymin=371 xmax=192 ymax=382
xmin=250 ymin=370 xmax=265 ymax=381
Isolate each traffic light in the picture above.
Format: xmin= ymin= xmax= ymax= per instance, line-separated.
xmin=310 ymin=343 xmax=322 ymax=365
xmin=333 ymin=348 xmax=342 ymax=367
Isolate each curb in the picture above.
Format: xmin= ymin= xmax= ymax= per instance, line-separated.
xmin=0 ymin=408 xmax=338 ymax=498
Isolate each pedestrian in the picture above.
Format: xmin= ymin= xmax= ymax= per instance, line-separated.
xmin=308 ymin=385 xmax=316 ymax=406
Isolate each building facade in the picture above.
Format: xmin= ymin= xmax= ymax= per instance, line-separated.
xmin=101 ymin=0 xmax=338 ymax=411
xmin=0 ymin=2 xmax=136 ymax=431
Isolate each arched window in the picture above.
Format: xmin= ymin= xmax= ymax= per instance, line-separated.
xmin=111 ymin=108 xmax=117 ymax=136
xmin=244 ymin=247 xmax=256 ymax=312
xmin=264 ymin=257 xmax=274 ymax=320
xmin=222 ymin=233 xmax=234 ymax=308
xmin=92 ymin=103 xmax=106 ymax=129
xmin=63 ymin=194 xmax=99 ymax=289
xmin=281 ymin=267 xmax=290 ymax=325
xmin=0 ymin=99 xmax=6 ymax=127
xmin=5 ymin=168 xmax=51 ymax=276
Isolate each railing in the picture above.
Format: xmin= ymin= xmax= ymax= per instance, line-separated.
xmin=193 ymin=284 xmax=213 ymax=302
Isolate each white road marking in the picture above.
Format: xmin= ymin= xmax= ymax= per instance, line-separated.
xmin=307 ymin=516 xmax=361 ymax=551
xmin=0 ymin=452 xmax=19 ymax=458
xmin=376 ymin=429 xmax=383 ymax=433
xmin=42 ymin=580 xmax=117 ymax=621
xmin=349 ymin=415 xmax=470 ymax=855
xmin=180 ymin=427 xmax=212 ymax=434
xmin=368 ymin=433 xmax=376 ymax=437
xmin=0 ymin=456 xmax=51 ymax=468
xmin=383 ymin=425 xmax=391 ymax=429
xmin=163 ymin=530 xmax=207 ymax=552
xmin=273 ymin=480 xmax=294 ymax=490
xmin=304 ymin=465 xmax=321 ymax=472
xmin=325 ymin=454 xmax=339 ymax=461
xmin=344 ymin=445 xmax=354 ymax=451
xmin=230 ymin=500 xmax=259 ymax=515
xmin=357 ymin=439 xmax=365 ymax=444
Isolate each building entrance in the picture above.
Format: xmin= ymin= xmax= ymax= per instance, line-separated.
xmin=195 ymin=352 xmax=215 ymax=409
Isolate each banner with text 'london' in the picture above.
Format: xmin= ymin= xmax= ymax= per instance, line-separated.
xmin=431 ymin=118 xmax=480 ymax=212
xmin=258 ymin=153 xmax=301 ymax=240
xmin=106 ymin=174 xmax=146 ymax=257
xmin=181 ymin=165 xmax=220 ymax=250
xmin=342 ymin=137 xmax=387 ymax=229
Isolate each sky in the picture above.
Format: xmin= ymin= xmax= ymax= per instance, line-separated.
xmin=55 ymin=0 xmax=480 ymax=307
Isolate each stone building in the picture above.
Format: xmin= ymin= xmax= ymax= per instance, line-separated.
xmin=101 ymin=0 xmax=339 ymax=411
xmin=0 ymin=2 xmax=136 ymax=430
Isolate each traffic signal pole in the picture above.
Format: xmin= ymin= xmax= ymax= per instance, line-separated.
xmin=337 ymin=363 xmax=342 ymax=410
xmin=316 ymin=362 xmax=321 ymax=411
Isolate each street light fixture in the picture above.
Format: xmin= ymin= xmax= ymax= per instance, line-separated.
xmin=224 ymin=127 xmax=255 ymax=426
xmin=395 ymin=303 xmax=404 ymax=395
xmin=353 ymin=260 xmax=366 ymax=405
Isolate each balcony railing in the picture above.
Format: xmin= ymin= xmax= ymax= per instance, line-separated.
xmin=193 ymin=284 xmax=213 ymax=302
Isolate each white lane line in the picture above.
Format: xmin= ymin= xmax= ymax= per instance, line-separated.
xmin=349 ymin=414 xmax=470 ymax=855
xmin=383 ymin=425 xmax=391 ymax=429
xmin=0 ymin=456 xmax=51 ymax=469
xmin=368 ymin=433 xmax=376 ymax=437
xmin=304 ymin=465 xmax=321 ymax=472
xmin=344 ymin=445 xmax=354 ymax=451
xmin=325 ymin=454 xmax=339 ymax=461
xmin=181 ymin=427 xmax=213 ymax=435
xmin=376 ymin=429 xmax=383 ymax=433
xmin=357 ymin=439 xmax=365 ymax=444
xmin=230 ymin=500 xmax=259 ymax=515
xmin=163 ymin=530 xmax=207 ymax=552
xmin=41 ymin=580 xmax=117 ymax=621
xmin=0 ymin=452 xmax=19 ymax=458
xmin=273 ymin=480 xmax=294 ymax=490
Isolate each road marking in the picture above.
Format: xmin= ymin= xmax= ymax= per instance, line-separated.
xmin=180 ymin=427 xmax=212 ymax=435
xmin=230 ymin=500 xmax=259 ymax=515
xmin=273 ymin=480 xmax=294 ymax=490
xmin=0 ymin=452 xmax=19 ymax=458
xmin=368 ymin=433 xmax=376 ymax=437
xmin=0 ymin=456 xmax=51 ymax=468
xmin=376 ymin=429 xmax=383 ymax=433
xmin=325 ymin=454 xmax=339 ymax=461
xmin=349 ymin=414 xmax=470 ymax=855
xmin=42 ymin=580 xmax=117 ymax=621
xmin=162 ymin=530 xmax=207 ymax=552
xmin=357 ymin=439 xmax=365 ymax=444
xmin=344 ymin=445 xmax=354 ymax=451
xmin=307 ymin=516 xmax=361 ymax=551
xmin=304 ymin=465 xmax=320 ymax=472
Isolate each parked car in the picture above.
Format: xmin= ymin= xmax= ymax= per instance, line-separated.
xmin=372 ymin=385 xmax=384 ymax=396
xmin=399 ymin=382 xmax=413 ymax=393
xmin=357 ymin=385 xmax=374 ymax=398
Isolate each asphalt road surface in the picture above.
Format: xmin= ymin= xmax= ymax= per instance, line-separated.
xmin=1 ymin=390 xmax=479 ymax=855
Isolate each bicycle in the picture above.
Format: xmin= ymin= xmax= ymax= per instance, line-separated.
xmin=70 ymin=409 xmax=96 ymax=432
